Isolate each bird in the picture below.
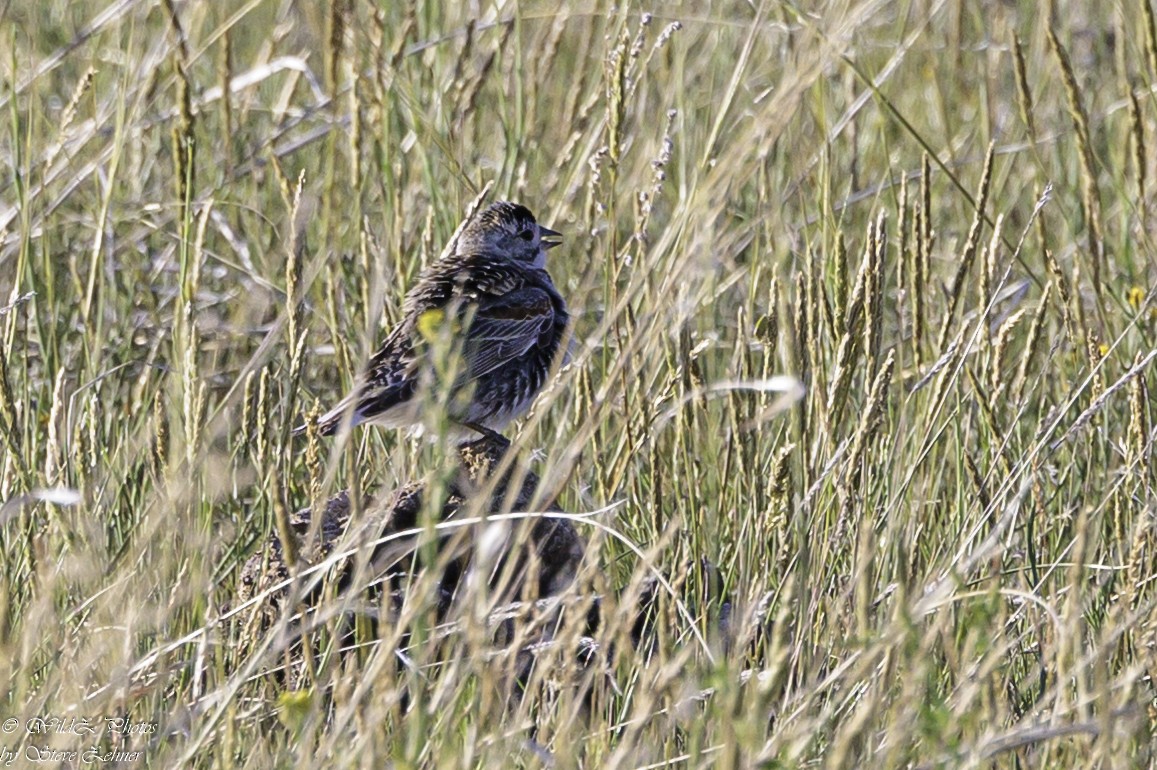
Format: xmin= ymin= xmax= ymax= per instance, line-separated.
xmin=298 ymin=201 xmax=568 ymax=440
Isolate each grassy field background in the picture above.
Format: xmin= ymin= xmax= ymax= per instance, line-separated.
xmin=2 ymin=0 xmax=1156 ymax=766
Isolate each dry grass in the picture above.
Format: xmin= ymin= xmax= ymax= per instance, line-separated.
xmin=1 ymin=1 xmax=1156 ymax=767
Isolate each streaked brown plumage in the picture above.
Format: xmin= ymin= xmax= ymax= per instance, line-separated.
xmin=298 ymin=201 xmax=568 ymax=438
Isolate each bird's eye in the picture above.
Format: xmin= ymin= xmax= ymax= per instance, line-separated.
xmin=518 ymin=229 xmax=534 ymax=241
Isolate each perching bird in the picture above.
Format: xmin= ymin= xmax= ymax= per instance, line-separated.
xmin=299 ymin=201 xmax=568 ymax=439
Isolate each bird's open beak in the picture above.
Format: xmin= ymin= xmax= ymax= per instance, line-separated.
xmin=540 ymin=226 xmax=563 ymax=250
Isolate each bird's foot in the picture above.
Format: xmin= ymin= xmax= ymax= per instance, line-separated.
xmin=459 ymin=421 xmax=509 ymax=445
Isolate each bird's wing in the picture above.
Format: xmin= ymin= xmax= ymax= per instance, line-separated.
xmin=297 ymin=278 xmax=555 ymax=436
xmin=462 ymin=287 xmax=556 ymax=380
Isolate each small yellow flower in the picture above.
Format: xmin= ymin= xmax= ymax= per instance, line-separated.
xmin=416 ymin=308 xmax=457 ymax=341
xmin=1127 ymin=285 xmax=1145 ymax=310
xmin=1098 ymin=342 xmax=1110 ymax=357
xmin=277 ymin=688 xmax=314 ymax=733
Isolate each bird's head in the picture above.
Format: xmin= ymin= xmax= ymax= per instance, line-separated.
xmin=456 ymin=201 xmax=561 ymax=269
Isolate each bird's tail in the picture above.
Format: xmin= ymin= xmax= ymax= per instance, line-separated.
xmin=291 ymin=413 xmax=342 ymax=437
xmin=292 ymin=392 xmax=365 ymax=437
